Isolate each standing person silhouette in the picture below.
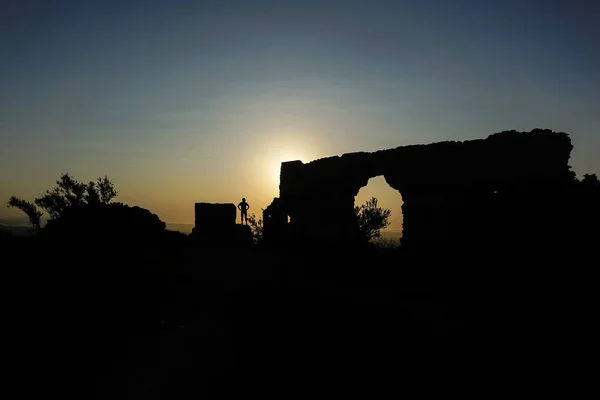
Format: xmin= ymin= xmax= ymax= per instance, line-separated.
xmin=238 ymin=197 xmax=250 ymax=225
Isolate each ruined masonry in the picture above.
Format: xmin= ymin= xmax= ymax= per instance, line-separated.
xmin=263 ymin=129 xmax=575 ymax=248
xmin=192 ymin=202 xmax=253 ymax=246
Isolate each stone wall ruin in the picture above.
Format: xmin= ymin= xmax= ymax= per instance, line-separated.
xmin=192 ymin=202 xmax=252 ymax=246
xmin=263 ymin=129 xmax=575 ymax=248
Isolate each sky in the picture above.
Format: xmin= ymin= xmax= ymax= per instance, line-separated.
xmin=1 ymin=0 xmax=599 ymax=230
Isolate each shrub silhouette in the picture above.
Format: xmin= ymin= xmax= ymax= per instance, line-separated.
xmin=580 ymin=173 xmax=600 ymax=190
xmin=7 ymin=173 xmax=118 ymax=227
xmin=8 ymin=173 xmax=169 ymax=242
xmin=34 ymin=173 xmax=117 ymax=219
xmin=247 ymin=212 xmax=264 ymax=244
xmin=354 ymin=197 xmax=391 ymax=242
xmin=40 ymin=202 xmax=167 ymax=242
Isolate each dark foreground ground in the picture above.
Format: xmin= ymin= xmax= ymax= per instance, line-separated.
xmin=2 ymin=237 xmax=593 ymax=397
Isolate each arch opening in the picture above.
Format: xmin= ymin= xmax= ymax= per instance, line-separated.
xmin=354 ymin=175 xmax=404 ymax=246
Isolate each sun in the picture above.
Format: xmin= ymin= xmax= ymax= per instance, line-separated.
xmin=252 ymin=131 xmax=320 ymax=192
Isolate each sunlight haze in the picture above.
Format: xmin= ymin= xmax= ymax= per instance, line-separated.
xmin=1 ymin=0 xmax=598 ymax=230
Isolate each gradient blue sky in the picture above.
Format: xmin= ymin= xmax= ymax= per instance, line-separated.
xmin=1 ymin=0 xmax=599 ymax=228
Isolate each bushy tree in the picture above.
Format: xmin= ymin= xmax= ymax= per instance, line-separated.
xmin=7 ymin=173 xmax=119 ymax=235
xmin=354 ymin=197 xmax=391 ymax=242
xmin=96 ymin=176 xmax=118 ymax=204
xmin=580 ymin=173 xmax=600 ymax=190
xmin=7 ymin=197 xmax=43 ymax=232
xmin=41 ymin=202 xmax=167 ymax=241
xmin=34 ymin=173 xmax=117 ymax=220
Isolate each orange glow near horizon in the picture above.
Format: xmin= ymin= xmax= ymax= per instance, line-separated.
xmin=355 ymin=176 xmax=404 ymax=236
xmin=253 ymin=131 xmax=321 ymax=190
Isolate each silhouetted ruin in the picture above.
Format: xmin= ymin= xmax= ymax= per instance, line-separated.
xmin=192 ymin=202 xmax=252 ymax=246
xmin=194 ymin=203 xmax=237 ymax=230
xmin=264 ymin=129 xmax=582 ymax=249
xmin=3 ymin=129 xmax=597 ymax=399
xmin=262 ymin=197 xmax=289 ymax=245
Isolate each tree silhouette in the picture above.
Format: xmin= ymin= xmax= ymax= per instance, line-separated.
xmin=580 ymin=173 xmax=600 ymax=190
xmin=33 ymin=173 xmax=117 ymax=220
xmin=6 ymin=173 xmax=168 ymax=241
xmin=6 ymin=173 xmax=120 ymax=236
xmin=247 ymin=212 xmax=264 ymax=244
xmin=97 ymin=176 xmax=118 ymax=204
xmin=354 ymin=197 xmax=391 ymax=242
xmin=40 ymin=201 xmax=167 ymax=241
xmin=6 ymin=197 xmax=43 ymax=233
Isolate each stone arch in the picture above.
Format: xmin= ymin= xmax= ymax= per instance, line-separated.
xmin=263 ymin=129 xmax=574 ymax=248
